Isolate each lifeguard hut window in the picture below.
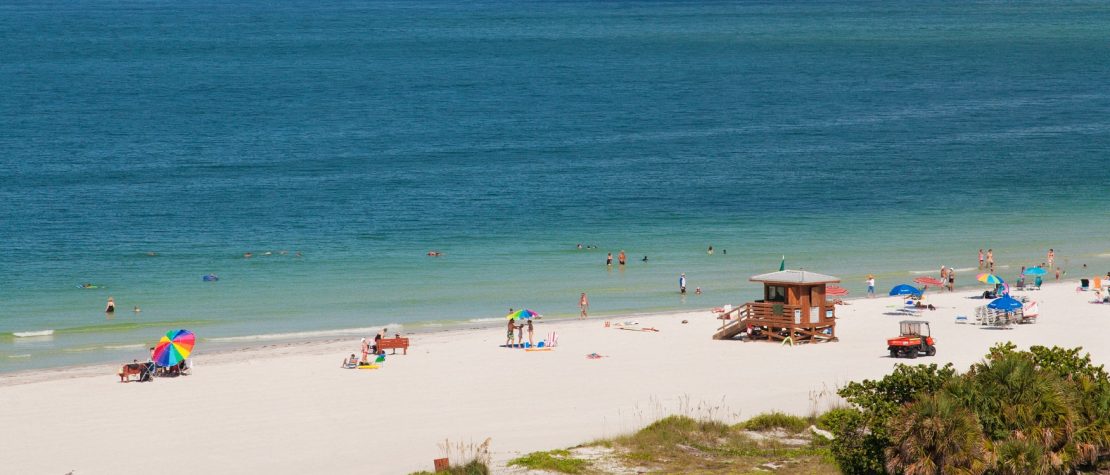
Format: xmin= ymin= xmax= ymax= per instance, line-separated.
xmin=766 ymin=285 xmax=787 ymax=302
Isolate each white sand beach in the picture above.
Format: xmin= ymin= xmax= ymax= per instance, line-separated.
xmin=2 ymin=280 xmax=1109 ymax=474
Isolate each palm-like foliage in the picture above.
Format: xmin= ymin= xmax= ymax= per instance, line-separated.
xmin=965 ymin=352 xmax=1077 ymax=471
xmin=993 ymin=438 xmax=1049 ymax=475
xmin=885 ymin=393 xmax=992 ymax=475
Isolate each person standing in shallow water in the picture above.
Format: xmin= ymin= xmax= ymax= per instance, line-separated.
xmin=679 ymin=273 xmax=687 ymax=294
xmin=866 ymin=275 xmax=876 ymax=298
xmin=105 ymin=297 xmax=115 ymax=313
xmin=606 ymin=253 xmax=612 ymax=267
xmin=618 ymin=250 xmax=626 ymax=266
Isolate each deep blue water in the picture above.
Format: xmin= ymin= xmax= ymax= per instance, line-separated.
xmin=3 ymin=0 xmax=1110 ymax=371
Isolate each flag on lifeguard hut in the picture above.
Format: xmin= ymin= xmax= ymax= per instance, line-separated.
xmin=779 ymin=255 xmax=786 ymax=271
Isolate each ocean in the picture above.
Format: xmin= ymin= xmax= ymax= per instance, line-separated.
xmin=3 ymin=0 xmax=1110 ymax=372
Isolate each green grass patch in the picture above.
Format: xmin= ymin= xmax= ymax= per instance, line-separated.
xmin=736 ymin=412 xmax=812 ymax=433
xmin=508 ymin=450 xmax=590 ymax=474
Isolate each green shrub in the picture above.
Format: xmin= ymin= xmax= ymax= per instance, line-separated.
xmin=821 ymin=407 xmax=886 ymax=475
xmin=829 ymin=343 xmax=1110 ymax=474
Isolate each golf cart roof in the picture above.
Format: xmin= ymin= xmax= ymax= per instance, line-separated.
xmin=899 ymin=320 xmax=929 ymax=325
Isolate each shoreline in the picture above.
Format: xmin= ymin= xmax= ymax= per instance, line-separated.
xmin=7 ymin=272 xmax=1085 ymax=375
xmin=0 ymin=307 xmax=706 ymax=386
xmin=1 ymin=276 xmax=1088 ymax=383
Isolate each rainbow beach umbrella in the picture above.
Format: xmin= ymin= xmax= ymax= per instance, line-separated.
xmin=153 ymin=329 xmax=195 ymax=367
xmin=977 ymin=273 xmax=1004 ymax=285
xmin=506 ymin=309 xmax=539 ymax=320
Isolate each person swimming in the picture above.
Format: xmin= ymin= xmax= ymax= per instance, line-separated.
xmin=642 ymin=255 xmax=648 ymax=262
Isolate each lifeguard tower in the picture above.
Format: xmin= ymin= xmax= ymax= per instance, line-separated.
xmin=713 ymin=269 xmax=839 ymax=343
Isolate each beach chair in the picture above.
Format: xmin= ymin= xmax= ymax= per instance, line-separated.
xmin=139 ymin=362 xmax=155 ymax=382
xmin=1080 ymin=279 xmax=1090 ymax=291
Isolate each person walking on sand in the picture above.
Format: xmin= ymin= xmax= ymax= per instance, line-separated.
xmin=105 ymin=297 xmax=116 ymax=313
xmin=579 ymin=293 xmax=589 ymax=319
xmin=506 ymin=319 xmax=516 ymax=348
xmin=978 ymin=249 xmax=984 ymax=269
xmin=618 ymin=250 xmax=626 ymax=266
xmin=679 ymin=273 xmax=687 ymax=295
xmin=866 ymin=275 xmax=876 ymax=298
xmin=606 ymin=253 xmax=612 ymax=267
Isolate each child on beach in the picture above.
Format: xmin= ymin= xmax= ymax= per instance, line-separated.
xmin=516 ymin=321 xmax=524 ymax=346
xmin=866 ymin=275 xmax=875 ymax=298
xmin=341 ymin=354 xmax=358 ymax=368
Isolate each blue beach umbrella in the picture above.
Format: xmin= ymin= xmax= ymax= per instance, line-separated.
xmin=988 ymin=296 xmax=1022 ymax=311
xmin=889 ymin=284 xmax=922 ymax=297
xmin=1023 ymin=267 xmax=1047 ymax=276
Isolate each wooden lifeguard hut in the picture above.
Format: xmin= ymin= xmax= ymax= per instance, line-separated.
xmin=712 ymin=269 xmax=840 ymax=343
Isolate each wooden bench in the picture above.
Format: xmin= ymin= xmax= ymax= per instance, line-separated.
xmin=377 ymin=337 xmax=410 ymax=355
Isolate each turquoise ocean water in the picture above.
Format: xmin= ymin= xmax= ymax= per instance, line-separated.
xmin=3 ymin=0 xmax=1110 ymax=372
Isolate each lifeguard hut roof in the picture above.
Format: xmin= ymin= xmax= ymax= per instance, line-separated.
xmin=749 ymin=269 xmax=840 ymax=285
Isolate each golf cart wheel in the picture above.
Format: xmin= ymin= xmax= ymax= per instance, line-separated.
xmin=907 ymin=349 xmax=919 ymax=359
xmin=890 ymin=349 xmax=898 ymax=358
xmin=926 ymin=345 xmax=936 ymax=356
